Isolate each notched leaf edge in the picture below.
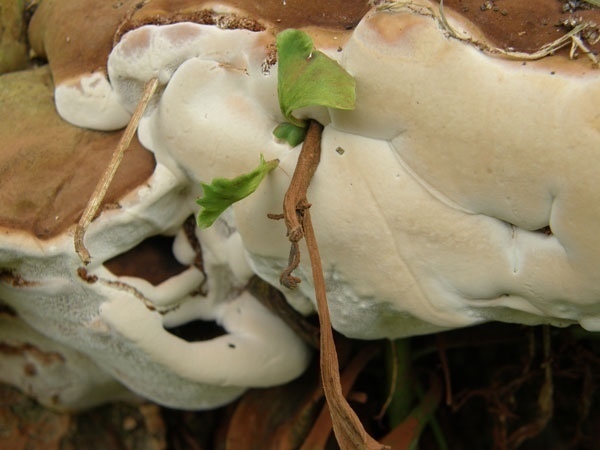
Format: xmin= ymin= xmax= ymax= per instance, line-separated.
xmin=196 ymin=155 xmax=279 ymax=229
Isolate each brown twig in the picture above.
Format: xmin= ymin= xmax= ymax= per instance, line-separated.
xmin=376 ymin=340 xmax=399 ymax=421
xmin=277 ymin=119 xmax=387 ymax=450
xmin=282 ymin=120 xmax=323 ymax=242
xmin=507 ymin=326 xmax=554 ymax=449
xmin=276 ymin=120 xmax=324 ymax=288
xmin=183 ymin=215 xmax=208 ymax=296
xmin=436 ymin=334 xmax=453 ymax=406
xmin=303 ymin=208 xmax=387 ymax=450
xmin=74 ymin=77 xmax=159 ymax=264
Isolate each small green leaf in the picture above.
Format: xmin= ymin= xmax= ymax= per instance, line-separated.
xmin=196 ymin=155 xmax=279 ymax=228
xmin=276 ymin=29 xmax=356 ymax=128
xmin=273 ymin=122 xmax=307 ymax=146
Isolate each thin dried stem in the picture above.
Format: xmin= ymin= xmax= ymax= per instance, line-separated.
xmin=507 ymin=326 xmax=554 ymax=448
xmin=276 ymin=120 xmax=324 ymax=288
xmin=278 ymin=119 xmax=387 ymax=449
xmin=282 ymin=120 xmax=323 ymax=243
xmin=303 ymin=209 xmax=387 ymax=450
xmin=74 ymin=78 xmax=159 ymax=264
xmin=376 ymin=340 xmax=399 ymax=421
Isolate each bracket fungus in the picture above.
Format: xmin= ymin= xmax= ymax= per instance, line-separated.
xmin=0 ymin=66 xmax=310 ymax=408
xmin=0 ymin=1 xmax=319 ymax=409
xmin=2 ymin=0 xmax=600 ymax=411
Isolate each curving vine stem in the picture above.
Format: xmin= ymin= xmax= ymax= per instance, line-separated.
xmin=276 ymin=119 xmax=388 ymax=450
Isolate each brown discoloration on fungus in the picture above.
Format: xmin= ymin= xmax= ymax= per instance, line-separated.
xmin=76 ymin=267 xmax=98 ymax=284
xmin=24 ymin=362 xmax=37 ymax=376
xmin=0 ymin=270 xmax=36 ymax=288
xmin=121 ymin=0 xmax=372 ymax=33
xmin=113 ymin=7 xmax=267 ymax=44
xmin=0 ymin=342 xmax=66 ymax=366
xmin=0 ymin=66 xmax=155 ymax=239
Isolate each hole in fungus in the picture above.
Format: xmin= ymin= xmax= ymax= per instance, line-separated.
xmin=535 ymin=226 xmax=553 ymax=236
xmin=0 ymin=303 xmax=17 ymax=317
xmin=104 ymin=235 xmax=188 ymax=286
xmin=164 ymin=319 xmax=227 ymax=342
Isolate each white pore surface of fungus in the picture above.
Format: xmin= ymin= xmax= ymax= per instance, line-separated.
xmin=41 ymin=1 xmax=600 ymax=408
xmin=0 ymin=160 xmax=310 ymax=409
xmin=0 ymin=312 xmax=135 ymax=410
xmin=54 ymin=72 xmax=132 ymax=130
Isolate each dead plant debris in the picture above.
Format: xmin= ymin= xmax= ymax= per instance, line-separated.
xmin=4 ymin=323 xmax=600 ymax=449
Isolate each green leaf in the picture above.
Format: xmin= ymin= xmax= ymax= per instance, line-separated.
xmin=196 ymin=155 xmax=279 ymax=228
xmin=273 ymin=122 xmax=307 ymax=147
xmin=276 ymin=29 xmax=356 ymax=129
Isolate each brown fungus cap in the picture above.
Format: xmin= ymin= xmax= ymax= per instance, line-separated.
xmin=28 ymin=0 xmax=372 ymax=86
xmin=27 ymin=0 xmax=600 ymax=93
xmin=440 ymin=0 xmax=600 ymax=55
xmin=27 ymin=0 xmax=600 ymax=99
xmin=0 ymin=67 xmax=155 ymax=239
xmin=114 ymin=0 xmax=372 ymax=36
xmin=28 ymin=1 xmax=137 ymax=85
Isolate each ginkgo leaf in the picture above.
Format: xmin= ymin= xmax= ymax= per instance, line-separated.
xmin=276 ymin=29 xmax=356 ymax=129
xmin=196 ymin=155 xmax=279 ymax=228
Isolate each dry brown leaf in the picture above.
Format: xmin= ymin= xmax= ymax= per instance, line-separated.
xmin=223 ymin=366 xmax=323 ymax=450
xmin=301 ymin=345 xmax=380 ymax=450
